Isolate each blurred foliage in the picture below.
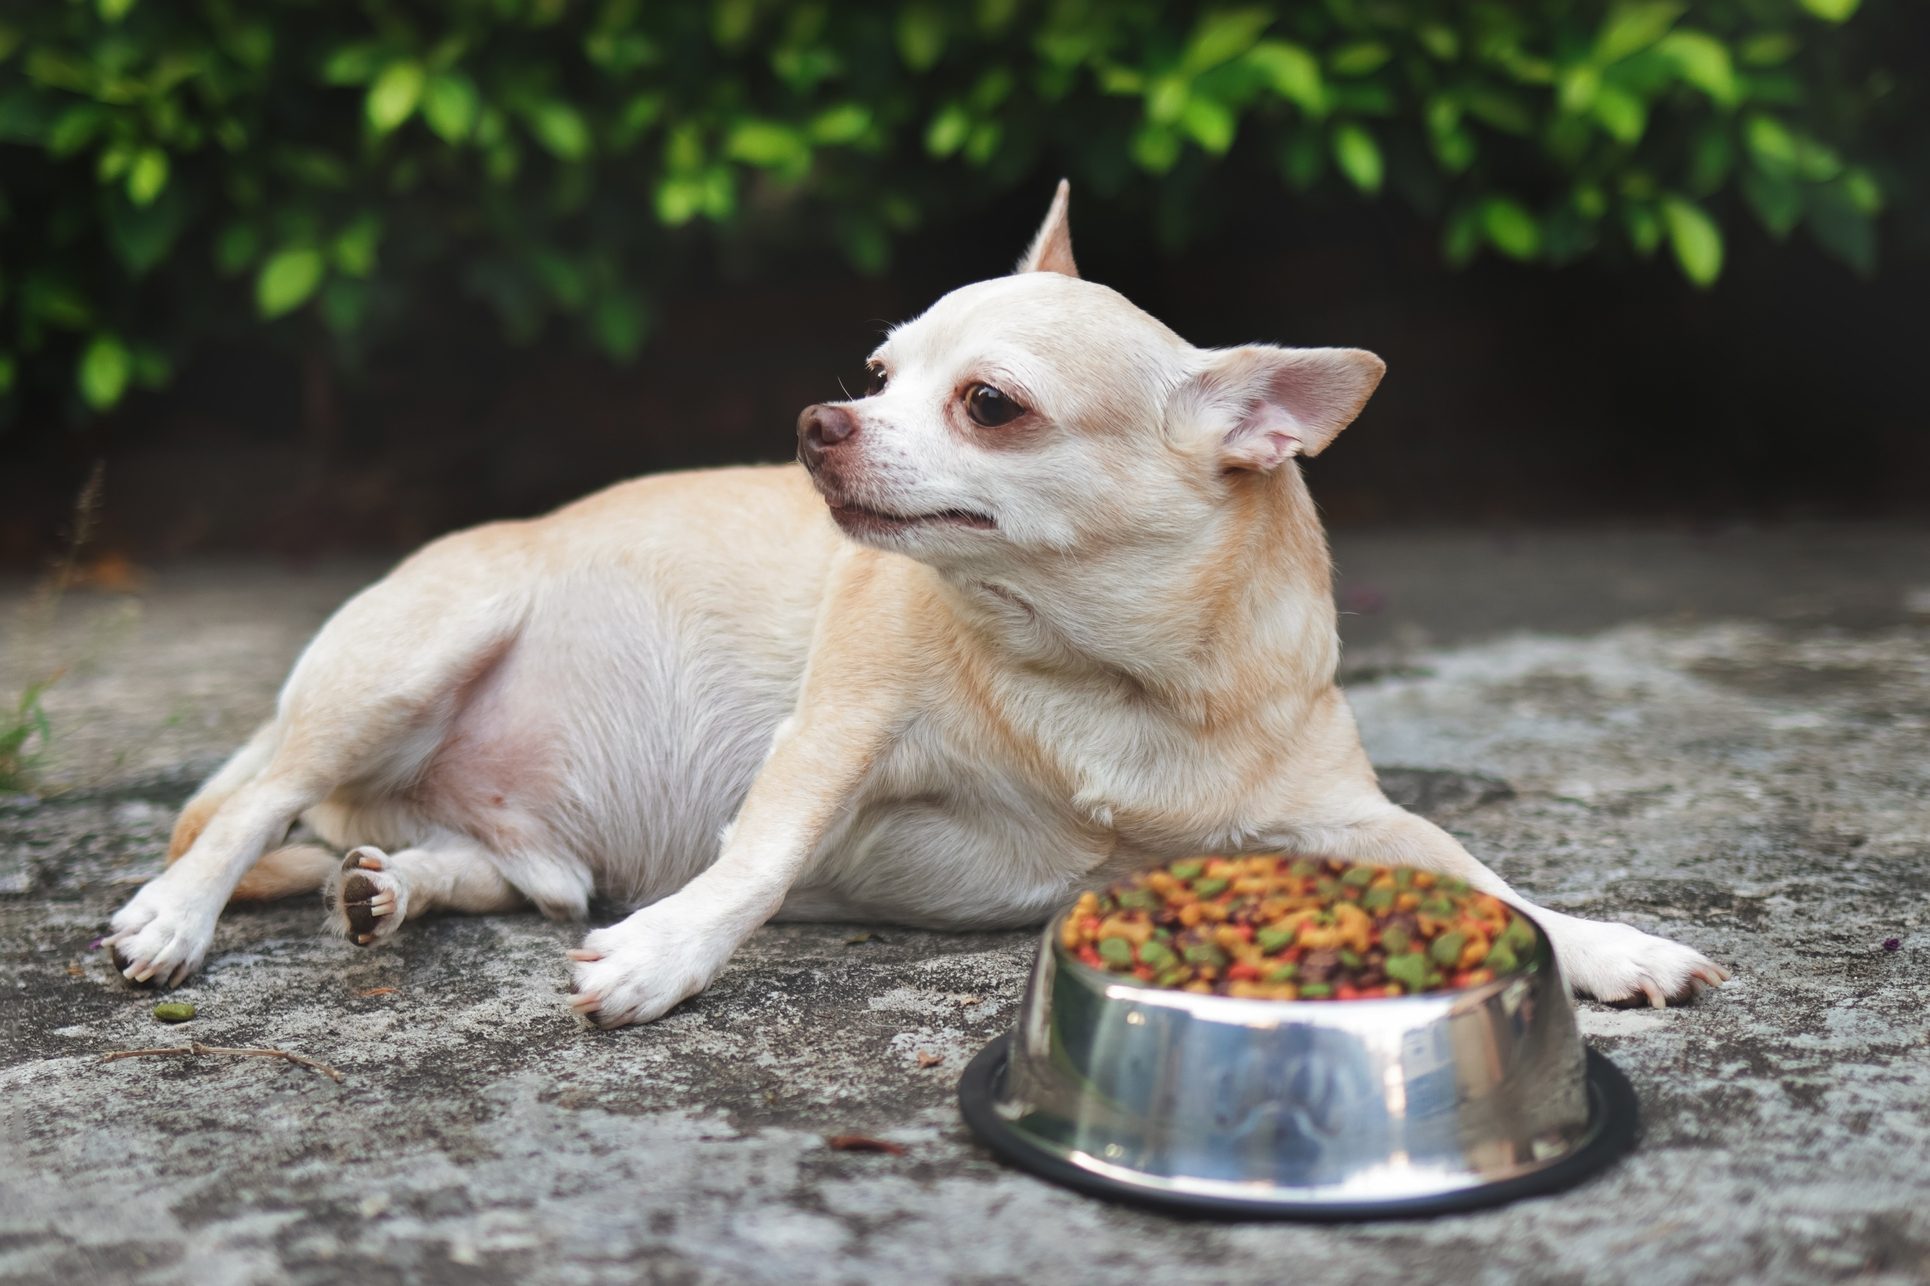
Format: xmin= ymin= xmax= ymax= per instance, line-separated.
xmin=0 ymin=0 xmax=1910 ymax=420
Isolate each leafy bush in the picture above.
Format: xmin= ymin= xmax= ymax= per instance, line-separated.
xmin=0 ymin=0 xmax=1908 ymax=421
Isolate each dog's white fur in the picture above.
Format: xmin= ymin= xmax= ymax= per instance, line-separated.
xmin=107 ymin=184 xmax=1726 ymax=1024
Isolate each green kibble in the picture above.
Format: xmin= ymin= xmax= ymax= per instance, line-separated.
xmin=1264 ymin=962 xmax=1299 ymax=983
xmin=152 ymin=1002 xmax=196 ymax=1024
xmin=1340 ymin=866 xmax=1376 ymax=887
xmin=1429 ymin=931 xmax=1468 ymax=967
xmin=1288 ymin=858 xmax=1318 ymax=878
xmin=1183 ymin=943 xmax=1229 ymax=968
xmin=1502 ymin=916 xmax=1538 ymax=952
xmin=1314 ymin=877 xmax=1339 ymax=898
xmin=1394 ymin=868 xmax=1415 ymax=888
xmin=1154 ymin=966 xmax=1191 ymax=988
xmin=1362 ymin=886 xmax=1395 ymax=911
xmin=1385 ymin=952 xmax=1430 ymax=991
xmin=1170 ymin=859 xmax=1205 ymax=880
xmin=1192 ymin=876 xmax=1229 ymax=898
xmin=1138 ymin=940 xmax=1177 ymax=970
xmin=1115 ymin=888 xmax=1159 ymax=911
xmin=1255 ymin=926 xmax=1296 ymax=955
xmin=1483 ymin=942 xmax=1520 ymax=974
xmin=1381 ymin=925 xmax=1411 ymax=954
xmin=1421 ymin=895 xmax=1455 ymax=917
xmin=1439 ymin=876 xmax=1470 ymax=894
xmin=1297 ymin=982 xmax=1335 ymax=999
xmin=1096 ymin=937 xmax=1136 ymax=968
xmin=1338 ymin=949 xmax=1363 ymax=969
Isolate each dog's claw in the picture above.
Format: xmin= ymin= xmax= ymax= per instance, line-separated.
xmin=566 ymin=949 xmax=601 ymax=962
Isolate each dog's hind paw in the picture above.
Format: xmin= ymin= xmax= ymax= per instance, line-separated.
xmin=328 ymin=847 xmax=409 ymax=946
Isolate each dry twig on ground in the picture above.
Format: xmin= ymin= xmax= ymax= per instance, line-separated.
xmin=100 ymin=1041 xmax=344 ymax=1082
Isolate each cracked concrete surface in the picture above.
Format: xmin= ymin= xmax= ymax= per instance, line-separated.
xmin=3 ymin=524 xmax=1928 ymax=1284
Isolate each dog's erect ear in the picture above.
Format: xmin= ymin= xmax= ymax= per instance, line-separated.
xmin=1015 ymin=179 xmax=1079 ymax=278
xmin=1175 ymin=346 xmax=1386 ymax=472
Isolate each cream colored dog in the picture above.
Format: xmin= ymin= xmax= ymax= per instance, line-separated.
xmin=106 ymin=184 xmax=1726 ymax=1025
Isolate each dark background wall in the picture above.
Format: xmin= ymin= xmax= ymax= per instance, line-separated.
xmin=4 ymin=181 xmax=1923 ymax=565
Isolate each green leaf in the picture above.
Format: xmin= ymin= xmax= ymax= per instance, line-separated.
xmin=1656 ymin=31 xmax=1737 ymax=105
xmin=726 ymin=120 xmax=808 ymax=169
xmin=1182 ymin=9 xmax=1272 ymax=74
xmin=1742 ymin=114 xmax=1798 ymax=176
xmin=810 ymin=104 xmax=870 ymax=144
xmin=1247 ymin=41 xmax=1324 ymax=114
xmin=78 ymin=333 xmax=131 ymax=409
xmin=321 ymin=42 xmax=383 ymax=86
xmin=105 ymin=185 xmax=187 ymax=273
xmin=525 ymin=100 xmax=591 ymax=160
xmin=1804 ymin=183 xmax=1875 ymax=274
xmin=125 ymin=147 xmax=168 ymax=206
xmin=1441 ymin=205 xmax=1481 ymax=267
xmin=331 ymin=214 xmax=381 ymax=277
xmin=1329 ymin=123 xmax=1382 ymax=193
xmin=421 ymin=72 xmax=480 ymax=143
xmin=1622 ymin=202 xmax=1662 ymax=255
xmin=256 ymin=248 xmax=325 ymax=318
xmin=1595 ymin=3 xmax=1685 ymax=64
xmin=1179 ymin=97 xmax=1236 ymax=153
xmin=895 ymin=3 xmax=946 ymax=71
xmin=1130 ymin=122 xmax=1181 ymax=173
xmin=1480 ymin=196 xmax=1541 ymax=259
xmin=1661 ymin=196 xmax=1722 ymax=285
xmin=925 ymin=103 xmax=970 ymax=157
xmin=1328 ymin=41 xmax=1391 ymax=77
xmin=590 ymin=292 xmax=649 ymax=361
xmin=1738 ymin=33 xmax=1798 ymax=67
xmin=1590 ymin=87 xmax=1647 ymax=143
xmin=365 ymin=61 xmax=425 ymax=136
xmin=214 ymin=223 xmax=260 ymax=275
xmin=1740 ymin=169 xmax=1801 ymax=238
xmin=97 ymin=0 xmax=137 ymax=24
xmin=0 ymin=352 xmax=15 ymax=397
xmin=1797 ymin=0 xmax=1860 ymax=21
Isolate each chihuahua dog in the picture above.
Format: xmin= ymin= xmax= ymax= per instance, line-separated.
xmin=106 ymin=184 xmax=1725 ymax=1025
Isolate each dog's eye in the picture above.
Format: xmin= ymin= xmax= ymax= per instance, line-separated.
xmin=864 ymin=364 xmax=888 ymax=396
xmin=964 ymin=383 xmax=1024 ymax=427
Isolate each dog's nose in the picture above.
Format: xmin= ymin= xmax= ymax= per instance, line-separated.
xmin=797 ymin=404 xmax=856 ymax=468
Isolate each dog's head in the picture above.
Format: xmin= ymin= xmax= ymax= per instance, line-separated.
xmin=798 ymin=183 xmax=1384 ymax=574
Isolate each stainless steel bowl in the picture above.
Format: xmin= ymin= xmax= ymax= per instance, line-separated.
xmin=959 ymin=904 xmax=1636 ymax=1218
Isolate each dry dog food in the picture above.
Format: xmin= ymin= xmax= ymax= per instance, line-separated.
xmin=1059 ymin=855 xmax=1537 ymax=1000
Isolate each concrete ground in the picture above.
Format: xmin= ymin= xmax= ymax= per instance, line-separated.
xmin=2 ymin=523 xmax=1927 ymax=1285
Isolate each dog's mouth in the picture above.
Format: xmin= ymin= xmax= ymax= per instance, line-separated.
xmin=826 ymin=500 xmax=997 ymax=536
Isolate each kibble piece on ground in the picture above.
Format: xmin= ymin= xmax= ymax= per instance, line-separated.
xmin=152 ymin=1002 xmax=196 ymax=1023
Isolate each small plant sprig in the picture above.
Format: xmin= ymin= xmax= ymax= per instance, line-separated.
xmin=0 ymin=463 xmax=106 ymax=792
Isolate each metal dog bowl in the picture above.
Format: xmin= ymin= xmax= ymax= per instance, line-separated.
xmin=959 ymin=904 xmax=1636 ymax=1219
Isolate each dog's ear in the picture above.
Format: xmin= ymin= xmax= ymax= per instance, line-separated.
xmin=1175 ymin=346 xmax=1386 ymax=472
xmin=1015 ymin=179 xmax=1079 ymax=278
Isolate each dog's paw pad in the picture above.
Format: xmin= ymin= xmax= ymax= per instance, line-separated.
xmin=334 ymin=847 xmax=407 ymax=944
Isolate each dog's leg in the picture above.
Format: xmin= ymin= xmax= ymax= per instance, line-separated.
xmin=1298 ymin=805 xmax=1729 ymax=1007
xmin=232 ymin=842 xmax=340 ymax=901
xmin=105 ymin=768 xmax=327 ymax=986
xmin=565 ymin=696 xmax=890 ymax=1027
xmin=327 ymin=840 xmax=525 ymax=945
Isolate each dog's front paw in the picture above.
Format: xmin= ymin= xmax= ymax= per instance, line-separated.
xmin=103 ymin=883 xmax=217 ymax=988
xmin=1547 ymin=915 xmax=1730 ymax=1007
xmin=328 ymin=847 xmax=409 ymax=945
xmin=564 ymin=908 xmax=725 ymax=1029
